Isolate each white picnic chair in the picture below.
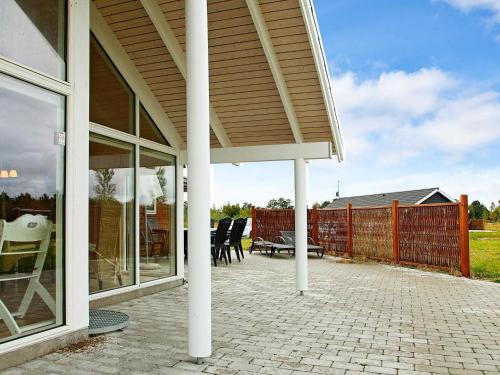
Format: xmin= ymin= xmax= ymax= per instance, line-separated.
xmin=0 ymin=214 xmax=55 ymax=336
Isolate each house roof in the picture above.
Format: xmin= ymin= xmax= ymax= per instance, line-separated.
xmin=327 ymin=188 xmax=454 ymax=208
xmin=91 ymin=0 xmax=344 ymax=160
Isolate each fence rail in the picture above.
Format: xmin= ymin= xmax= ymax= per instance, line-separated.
xmin=252 ymin=195 xmax=470 ymax=276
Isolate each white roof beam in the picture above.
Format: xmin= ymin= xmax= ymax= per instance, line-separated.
xmin=140 ymin=0 xmax=232 ymax=148
xmin=246 ymin=0 xmax=304 ymax=144
xmin=179 ymin=142 xmax=332 ymax=165
xmin=90 ymin=2 xmax=184 ymax=149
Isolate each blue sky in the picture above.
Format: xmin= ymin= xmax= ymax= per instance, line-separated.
xmin=212 ymin=0 xmax=500 ymax=208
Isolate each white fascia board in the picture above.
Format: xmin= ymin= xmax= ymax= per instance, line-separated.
xmin=300 ymin=0 xmax=345 ymax=162
xmin=415 ymin=189 xmax=456 ymax=204
xmin=415 ymin=189 xmax=439 ymax=204
xmin=246 ymin=0 xmax=304 ymax=144
xmin=179 ymin=142 xmax=332 ymax=165
xmin=140 ymin=0 xmax=232 ymax=148
xmin=90 ymin=3 xmax=185 ymax=150
xmin=436 ymin=189 xmax=457 ymax=202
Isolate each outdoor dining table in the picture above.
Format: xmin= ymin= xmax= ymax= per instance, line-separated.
xmin=184 ymin=228 xmax=217 ymax=260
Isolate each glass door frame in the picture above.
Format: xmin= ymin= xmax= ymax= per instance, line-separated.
xmin=89 ymin=96 xmax=180 ymax=300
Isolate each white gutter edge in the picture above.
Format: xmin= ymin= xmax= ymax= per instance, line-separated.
xmin=299 ymin=0 xmax=345 ymax=162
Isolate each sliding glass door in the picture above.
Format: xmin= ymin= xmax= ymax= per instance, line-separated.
xmin=89 ymin=135 xmax=135 ymax=293
xmin=139 ymin=148 xmax=176 ymax=282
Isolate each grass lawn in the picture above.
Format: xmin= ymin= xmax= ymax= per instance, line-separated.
xmin=241 ymin=237 xmax=252 ymax=250
xmin=470 ymin=222 xmax=500 ymax=282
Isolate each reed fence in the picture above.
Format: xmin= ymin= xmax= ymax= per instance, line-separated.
xmin=252 ymin=209 xmax=313 ymax=242
xmin=316 ymin=208 xmax=348 ymax=254
xmin=351 ymin=207 xmax=393 ymax=260
xmin=252 ymin=195 xmax=470 ymax=276
xmin=469 ymin=219 xmax=486 ymax=230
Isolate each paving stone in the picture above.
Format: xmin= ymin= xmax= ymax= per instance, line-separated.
xmin=0 ymin=369 xmax=25 ymax=375
xmin=299 ymin=357 xmax=332 ymax=368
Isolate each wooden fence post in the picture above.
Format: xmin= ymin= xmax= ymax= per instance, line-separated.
xmin=251 ymin=206 xmax=257 ymax=241
xmin=347 ymin=202 xmax=353 ymax=257
xmin=391 ymin=200 xmax=400 ymax=263
xmin=311 ymin=208 xmax=319 ymax=243
xmin=459 ymin=195 xmax=470 ymax=277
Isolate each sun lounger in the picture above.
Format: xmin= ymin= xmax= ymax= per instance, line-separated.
xmin=280 ymin=231 xmax=325 ymax=258
xmin=250 ymin=230 xmax=325 ymax=258
xmin=250 ymin=237 xmax=295 ymax=257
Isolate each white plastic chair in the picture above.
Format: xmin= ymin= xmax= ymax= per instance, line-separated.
xmin=0 ymin=214 xmax=55 ymax=336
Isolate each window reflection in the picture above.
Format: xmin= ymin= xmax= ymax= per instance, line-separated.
xmin=139 ymin=148 xmax=176 ymax=282
xmin=89 ymin=135 xmax=135 ymax=293
xmin=90 ymin=35 xmax=135 ymax=135
xmin=0 ymin=73 xmax=65 ymax=343
xmin=139 ymin=105 xmax=170 ymax=146
xmin=0 ymin=0 xmax=66 ymax=79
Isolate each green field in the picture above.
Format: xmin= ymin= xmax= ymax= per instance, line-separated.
xmin=470 ymin=222 xmax=500 ymax=282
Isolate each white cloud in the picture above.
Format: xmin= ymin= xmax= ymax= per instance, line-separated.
xmin=335 ymin=68 xmax=456 ymax=117
xmin=443 ymin=0 xmax=500 ymax=22
xmin=397 ymin=91 xmax=500 ymax=153
xmin=333 ymin=68 xmax=500 ymax=163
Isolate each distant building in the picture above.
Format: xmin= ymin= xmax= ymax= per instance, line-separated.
xmin=327 ymin=188 xmax=454 ymax=208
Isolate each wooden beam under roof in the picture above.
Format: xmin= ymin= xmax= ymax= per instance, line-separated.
xmin=140 ymin=0 xmax=232 ymax=148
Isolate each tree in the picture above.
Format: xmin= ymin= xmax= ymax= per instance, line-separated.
xmin=156 ymin=167 xmax=166 ymax=202
xmin=482 ymin=209 xmax=489 ymax=220
xmin=210 ymin=206 xmax=224 ymax=221
xmin=241 ymin=202 xmax=253 ymax=209
xmin=94 ymin=169 xmax=116 ymax=201
xmin=221 ymin=202 xmax=241 ymax=218
xmin=320 ymin=200 xmax=332 ymax=208
xmin=267 ymin=197 xmax=293 ymax=209
xmin=239 ymin=202 xmax=253 ymax=217
xmin=468 ymin=200 xmax=488 ymax=220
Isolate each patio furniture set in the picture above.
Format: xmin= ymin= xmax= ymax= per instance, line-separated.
xmin=250 ymin=230 xmax=325 ymax=258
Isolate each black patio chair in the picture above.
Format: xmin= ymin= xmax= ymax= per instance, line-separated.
xmin=224 ymin=218 xmax=247 ymax=262
xmin=211 ymin=218 xmax=231 ymax=266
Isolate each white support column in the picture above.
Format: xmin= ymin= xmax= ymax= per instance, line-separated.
xmin=66 ymin=0 xmax=90 ymax=331
xmin=294 ymin=158 xmax=308 ymax=294
xmin=186 ymin=0 xmax=211 ymax=361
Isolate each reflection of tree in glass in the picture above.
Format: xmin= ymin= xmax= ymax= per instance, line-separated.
xmin=156 ymin=167 xmax=166 ymax=203
xmin=0 ymin=192 xmax=57 ymax=221
xmin=94 ymin=169 xmax=117 ymax=201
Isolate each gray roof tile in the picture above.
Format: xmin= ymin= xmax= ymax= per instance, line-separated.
xmin=327 ymin=188 xmax=451 ymax=208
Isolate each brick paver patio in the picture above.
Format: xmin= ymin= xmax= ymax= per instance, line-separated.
xmin=2 ymin=254 xmax=500 ymax=374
